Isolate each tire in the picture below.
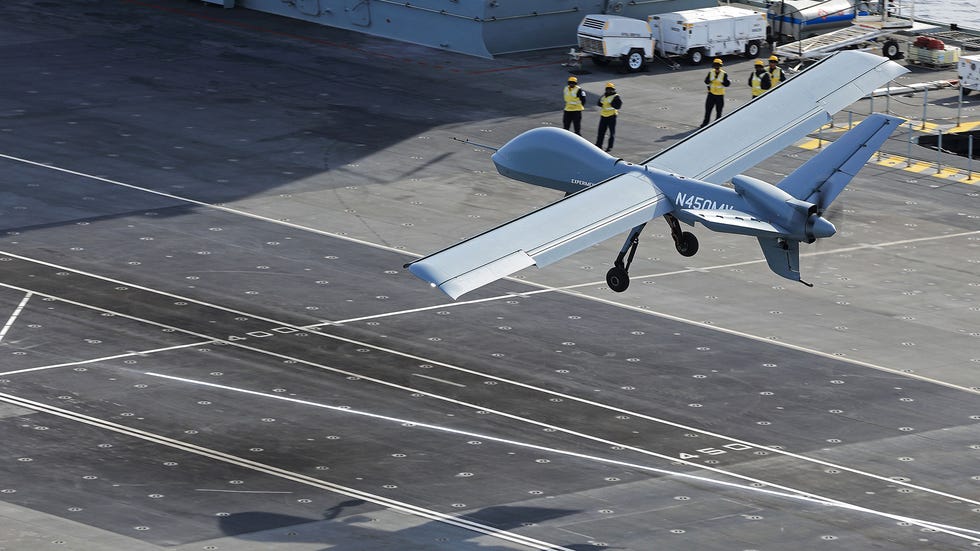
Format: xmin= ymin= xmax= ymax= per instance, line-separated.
xmin=687 ymin=48 xmax=705 ymax=65
xmin=964 ymin=88 xmax=973 ymax=97
xmin=606 ymin=266 xmax=630 ymax=293
xmin=882 ymin=39 xmax=901 ymax=60
xmin=745 ymin=41 xmax=760 ymax=58
xmin=592 ymin=56 xmax=610 ymax=66
xmin=676 ymin=232 xmax=699 ymax=257
xmin=624 ymin=49 xmax=646 ymax=72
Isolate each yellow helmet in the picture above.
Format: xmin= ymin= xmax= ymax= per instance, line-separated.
xmin=713 ymin=58 xmax=723 ymax=65
xmin=567 ymin=76 xmax=578 ymax=83
xmin=769 ymin=55 xmax=779 ymax=62
xmin=754 ymin=59 xmax=764 ymax=66
xmin=605 ymin=82 xmax=615 ymax=89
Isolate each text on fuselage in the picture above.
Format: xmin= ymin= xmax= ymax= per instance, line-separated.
xmin=675 ymin=192 xmax=734 ymax=210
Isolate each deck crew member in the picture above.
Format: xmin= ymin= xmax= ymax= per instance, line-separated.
xmin=595 ymin=82 xmax=622 ymax=152
xmin=563 ymin=76 xmax=587 ymax=135
xmin=748 ymin=59 xmax=772 ymax=98
xmin=701 ymin=58 xmax=730 ymax=128
xmin=768 ymin=55 xmax=783 ymax=87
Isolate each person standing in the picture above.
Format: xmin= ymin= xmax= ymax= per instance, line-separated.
xmin=748 ymin=59 xmax=772 ymax=98
xmin=701 ymin=59 xmax=730 ymax=128
xmin=595 ymin=82 xmax=622 ymax=152
xmin=563 ymin=76 xmax=587 ymax=135
xmin=768 ymin=55 xmax=784 ymax=87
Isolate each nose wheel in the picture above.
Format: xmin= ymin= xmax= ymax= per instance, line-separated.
xmin=606 ymin=223 xmax=645 ymax=293
xmin=606 ymin=265 xmax=630 ymax=292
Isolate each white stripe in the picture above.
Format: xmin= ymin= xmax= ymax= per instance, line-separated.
xmin=0 ymin=152 xmax=416 ymax=259
xmin=194 ymin=489 xmax=293 ymax=494
xmin=1 ymin=266 xmax=978 ymax=510
xmin=0 ymin=292 xmax=32 ymax=343
xmin=413 ymin=373 xmax=467 ymax=387
xmin=0 ymin=342 xmax=212 ymax=376
xmin=2 ymin=152 xmax=976 ymax=394
xmin=0 ymin=391 xmax=573 ymax=551
xmin=145 ymin=373 xmax=980 ymax=542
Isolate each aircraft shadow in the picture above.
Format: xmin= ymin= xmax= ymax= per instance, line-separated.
xmin=216 ymin=500 xmax=584 ymax=550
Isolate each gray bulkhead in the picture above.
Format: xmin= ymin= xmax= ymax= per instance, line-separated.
xmin=236 ymin=0 xmax=713 ymax=58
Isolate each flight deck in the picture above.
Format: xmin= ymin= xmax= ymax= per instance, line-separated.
xmin=0 ymin=1 xmax=977 ymax=550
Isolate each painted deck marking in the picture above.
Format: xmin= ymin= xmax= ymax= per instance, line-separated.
xmin=1 ymin=257 xmax=979 ymax=509
xmin=0 ymin=342 xmax=212 ymax=377
xmin=0 ymin=292 xmax=32 ymax=343
xmin=144 ymin=373 xmax=980 ymax=544
xmin=413 ymin=373 xmax=467 ymax=387
xmin=0 ymin=391 xmax=571 ymax=551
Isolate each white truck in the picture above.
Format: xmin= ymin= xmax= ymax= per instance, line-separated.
xmin=649 ymin=6 xmax=767 ymax=65
xmin=958 ymin=54 xmax=980 ymax=96
xmin=576 ymin=14 xmax=656 ymax=72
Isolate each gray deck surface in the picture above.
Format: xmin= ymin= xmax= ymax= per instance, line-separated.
xmin=0 ymin=1 xmax=977 ymax=550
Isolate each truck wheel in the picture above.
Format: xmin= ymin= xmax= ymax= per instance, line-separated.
xmin=592 ymin=56 xmax=610 ymax=66
xmin=882 ymin=40 xmax=901 ymax=60
xmin=624 ymin=49 xmax=646 ymax=72
xmin=745 ymin=41 xmax=760 ymax=58
xmin=687 ymin=48 xmax=705 ymax=65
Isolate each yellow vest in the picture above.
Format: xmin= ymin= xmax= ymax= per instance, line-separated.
xmin=750 ymin=72 xmax=765 ymax=97
xmin=707 ymin=69 xmax=727 ymax=95
xmin=564 ymin=86 xmax=584 ymax=111
xmin=769 ymin=66 xmax=782 ymax=86
xmin=599 ymin=93 xmax=619 ymax=117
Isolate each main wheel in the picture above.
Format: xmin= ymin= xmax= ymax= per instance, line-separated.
xmin=606 ymin=266 xmax=630 ymax=293
xmin=882 ymin=39 xmax=901 ymax=60
xmin=624 ymin=49 xmax=646 ymax=72
xmin=687 ymin=48 xmax=705 ymax=65
xmin=745 ymin=41 xmax=760 ymax=58
xmin=676 ymin=231 xmax=699 ymax=257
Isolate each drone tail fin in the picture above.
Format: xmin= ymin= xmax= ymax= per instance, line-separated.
xmin=777 ymin=113 xmax=904 ymax=211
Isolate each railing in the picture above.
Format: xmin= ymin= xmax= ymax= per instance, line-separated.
xmin=811 ymin=87 xmax=978 ymax=183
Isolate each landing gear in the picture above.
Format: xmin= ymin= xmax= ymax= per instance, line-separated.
xmin=606 ymin=265 xmax=630 ymax=292
xmin=604 ymin=216 xmax=700 ymax=294
xmin=665 ymin=213 xmax=699 ymax=257
xmin=606 ymin=223 xmax=645 ymax=293
xmin=676 ymin=231 xmax=699 ymax=256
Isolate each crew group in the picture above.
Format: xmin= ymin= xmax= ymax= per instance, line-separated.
xmin=562 ymin=55 xmax=784 ymax=149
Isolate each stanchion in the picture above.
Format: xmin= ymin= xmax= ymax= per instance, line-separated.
xmin=907 ymin=120 xmax=913 ymax=167
xmin=921 ymin=88 xmax=928 ymax=130
xmin=969 ymin=134 xmax=974 ymax=181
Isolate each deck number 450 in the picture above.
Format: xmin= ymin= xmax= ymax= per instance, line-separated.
xmin=679 ymin=443 xmax=752 ymax=460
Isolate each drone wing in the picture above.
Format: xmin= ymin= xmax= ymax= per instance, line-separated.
xmin=406 ymin=171 xmax=672 ymax=299
xmin=643 ymin=50 xmax=907 ymax=183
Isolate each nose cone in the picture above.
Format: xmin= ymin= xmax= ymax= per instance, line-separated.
xmin=810 ymin=215 xmax=836 ymax=239
xmin=491 ymin=127 xmax=617 ymax=193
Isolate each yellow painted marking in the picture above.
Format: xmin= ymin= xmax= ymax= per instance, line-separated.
xmin=875 ymin=155 xmax=906 ymax=167
xmin=792 ymin=118 xmax=980 ymax=185
xmin=948 ymin=121 xmax=980 ymax=133
xmin=935 ymin=167 xmax=962 ymax=178
xmin=818 ymin=123 xmax=849 ymax=134
xmin=795 ymin=138 xmax=822 ymax=150
xmin=902 ymin=162 xmax=933 ymax=173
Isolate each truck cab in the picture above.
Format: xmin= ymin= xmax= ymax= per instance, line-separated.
xmin=577 ymin=14 xmax=656 ymax=72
